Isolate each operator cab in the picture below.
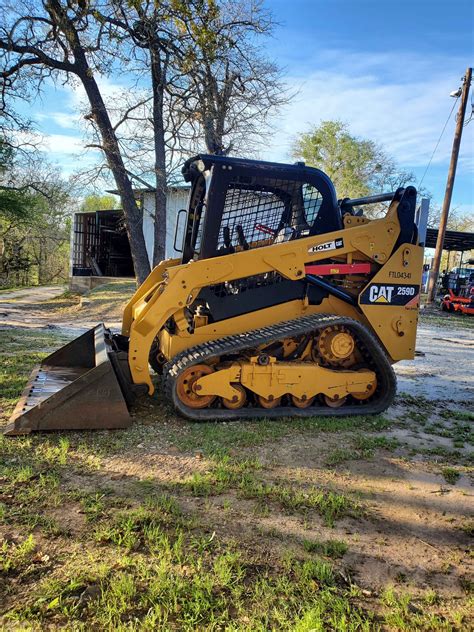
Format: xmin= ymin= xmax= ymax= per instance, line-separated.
xmin=179 ymin=154 xmax=341 ymax=264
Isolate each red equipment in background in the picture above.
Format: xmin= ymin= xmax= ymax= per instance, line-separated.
xmin=441 ymin=288 xmax=474 ymax=315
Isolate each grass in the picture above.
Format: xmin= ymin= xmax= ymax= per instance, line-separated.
xmin=94 ymin=497 xmax=188 ymax=551
xmin=326 ymin=434 xmax=399 ymax=465
xmin=441 ymin=467 xmax=461 ymax=485
xmin=460 ymin=521 xmax=474 ymax=537
xmin=51 ymin=289 xmax=81 ymax=301
xmin=440 ymin=410 xmax=474 ymax=422
xmin=0 ymin=328 xmax=73 ymax=416
xmin=3 ymin=485 xmax=370 ymax=631
xmin=411 ymin=445 xmax=473 ymax=466
xmin=0 ymin=284 xmax=31 ymax=293
xmin=398 ymin=392 xmax=436 ymax=411
xmin=353 ymin=434 xmax=399 ymax=454
xmin=406 ymin=410 xmax=431 ymax=425
xmin=180 ymin=452 xmax=360 ymax=527
xmin=240 ymin=478 xmax=360 ymax=526
xmin=380 ymin=586 xmax=465 ymax=631
xmin=0 ymin=327 xmax=72 ymax=351
xmin=68 ymin=280 xmax=136 ymax=321
xmin=1 ymin=534 xmax=37 ymax=575
xmin=183 ymin=454 xmax=262 ymax=496
xmin=302 ymin=538 xmax=348 ymax=558
xmin=0 ymin=351 xmax=45 ymax=404
xmin=6 ymin=527 xmax=467 ymax=631
xmin=0 ymin=320 xmax=472 ymax=630
xmin=419 ymin=308 xmax=474 ymax=331
xmin=169 ymin=414 xmax=392 ymax=456
xmin=326 ymin=447 xmax=358 ymax=465
xmin=423 ymin=417 xmax=474 ymax=447
xmin=4 ymin=543 xmax=370 ymax=631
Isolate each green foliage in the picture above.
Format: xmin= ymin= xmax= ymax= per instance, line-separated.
xmin=1 ymin=534 xmax=37 ymax=575
xmin=0 ymin=320 xmax=470 ymax=631
xmin=170 ymin=414 xmax=391 ymax=455
xmin=299 ymin=558 xmax=335 ymax=585
xmin=303 ymin=538 xmax=348 ymax=558
xmin=0 ymin=138 xmax=37 ymax=222
xmin=0 ymin=139 xmax=72 ymax=287
xmin=293 ymin=120 xmax=413 ymax=203
xmin=240 ymin=478 xmax=359 ymax=526
xmin=0 ymin=187 xmax=36 ymax=222
xmin=79 ymin=194 xmax=120 ymax=212
xmin=352 ymin=434 xmax=399 ymax=456
xmin=326 ymin=435 xmax=399 ymax=465
xmin=441 ymin=467 xmax=460 ymax=485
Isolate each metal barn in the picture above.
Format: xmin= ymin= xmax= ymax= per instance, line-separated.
xmin=70 ymin=186 xmax=189 ymax=291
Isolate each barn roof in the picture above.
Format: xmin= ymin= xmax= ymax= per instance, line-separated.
xmin=425 ymin=228 xmax=474 ymax=252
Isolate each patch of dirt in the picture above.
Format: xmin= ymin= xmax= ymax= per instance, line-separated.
xmin=46 ymin=503 xmax=88 ymax=536
xmin=0 ymin=285 xmax=83 ymax=332
xmin=395 ymin=324 xmax=474 ymax=401
xmin=385 ymin=425 xmax=473 ymax=459
xmin=101 ymin=449 xmax=211 ymax=484
xmin=66 ymin=424 xmax=473 ymax=600
xmin=0 ymin=283 xmax=134 ymax=333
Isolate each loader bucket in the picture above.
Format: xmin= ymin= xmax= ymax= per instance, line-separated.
xmin=3 ymin=324 xmax=132 ymax=436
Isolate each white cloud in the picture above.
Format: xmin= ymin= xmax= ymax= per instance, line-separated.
xmin=262 ymin=50 xmax=474 ymax=176
xmin=66 ymin=74 xmax=142 ymax=116
xmin=36 ymin=111 xmax=80 ymax=130
xmin=40 ymin=133 xmax=90 ymax=155
xmin=28 ymin=49 xmax=473 ymax=197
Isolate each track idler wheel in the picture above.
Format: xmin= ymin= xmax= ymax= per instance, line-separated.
xmin=291 ymin=395 xmax=315 ymax=408
xmin=323 ymin=394 xmax=347 ymax=408
xmin=176 ymin=365 xmax=216 ymax=409
xmin=222 ymin=384 xmax=247 ymax=409
xmin=258 ymin=395 xmax=282 ymax=409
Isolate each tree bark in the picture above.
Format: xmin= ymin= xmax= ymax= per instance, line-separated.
xmin=47 ymin=0 xmax=151 ymax=283
xmin=150 ymin=45 xmax=167 ymax=267
xmin=79 ymin=70 xmax=151 ymax=283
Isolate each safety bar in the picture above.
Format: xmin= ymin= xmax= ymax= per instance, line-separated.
xmin=340 ymin=191 xmax=396 ymax=209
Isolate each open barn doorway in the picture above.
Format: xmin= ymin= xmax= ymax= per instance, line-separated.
xmin=71 ymin=210 xmax=135 ymax=291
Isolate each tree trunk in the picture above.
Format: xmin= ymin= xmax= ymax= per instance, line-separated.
xmin=150 ymin=45 xmax=167 ymax=267
xmin=40 ymin=0 xmax=152 ymax=283
xmin=79 ymin=70 xmax=151 ymax=283
xmin=203 ymin=116 xmax=224 ymax=155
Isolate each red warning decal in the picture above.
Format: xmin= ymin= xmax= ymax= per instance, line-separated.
xmin=255 ymin=223 xmax=277 ymax=236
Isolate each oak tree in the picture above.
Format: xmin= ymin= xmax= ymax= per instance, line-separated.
xmin=0 ymin=0 xmax=152 ymax=282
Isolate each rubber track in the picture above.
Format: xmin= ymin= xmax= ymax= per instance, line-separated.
xmin=163 ymin=313 xmax=397 ymax=420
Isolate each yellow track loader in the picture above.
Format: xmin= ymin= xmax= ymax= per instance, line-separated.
xmin=4 ymin=155 xmax=426 ymax=435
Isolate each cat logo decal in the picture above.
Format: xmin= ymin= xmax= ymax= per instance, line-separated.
xmin=369 ymin=285 xmax=394 ymax=303
xmin=360 ymin=283 xmax=420 ymax=307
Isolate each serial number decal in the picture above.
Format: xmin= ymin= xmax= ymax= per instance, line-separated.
xmin=360 ymin=283 xmax=420 ymax=306
xmin=389 ymin=271 xmax=412 ymax=279
xmin=308 ymin=237 xmax=344 ymax=254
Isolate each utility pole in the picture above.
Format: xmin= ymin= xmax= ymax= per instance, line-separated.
xmin=427 ymin=66 xmax=472 ymax=303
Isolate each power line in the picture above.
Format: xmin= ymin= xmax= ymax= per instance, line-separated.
xmin=418 ymin=96 xmax=459 ymax=189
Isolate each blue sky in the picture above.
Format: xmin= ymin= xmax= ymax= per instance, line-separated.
xmin=25 ymin=0 xmax=474 ymax=215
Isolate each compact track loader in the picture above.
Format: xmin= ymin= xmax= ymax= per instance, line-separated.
xmin=5 ymin=155 xmax=428 ymax=435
